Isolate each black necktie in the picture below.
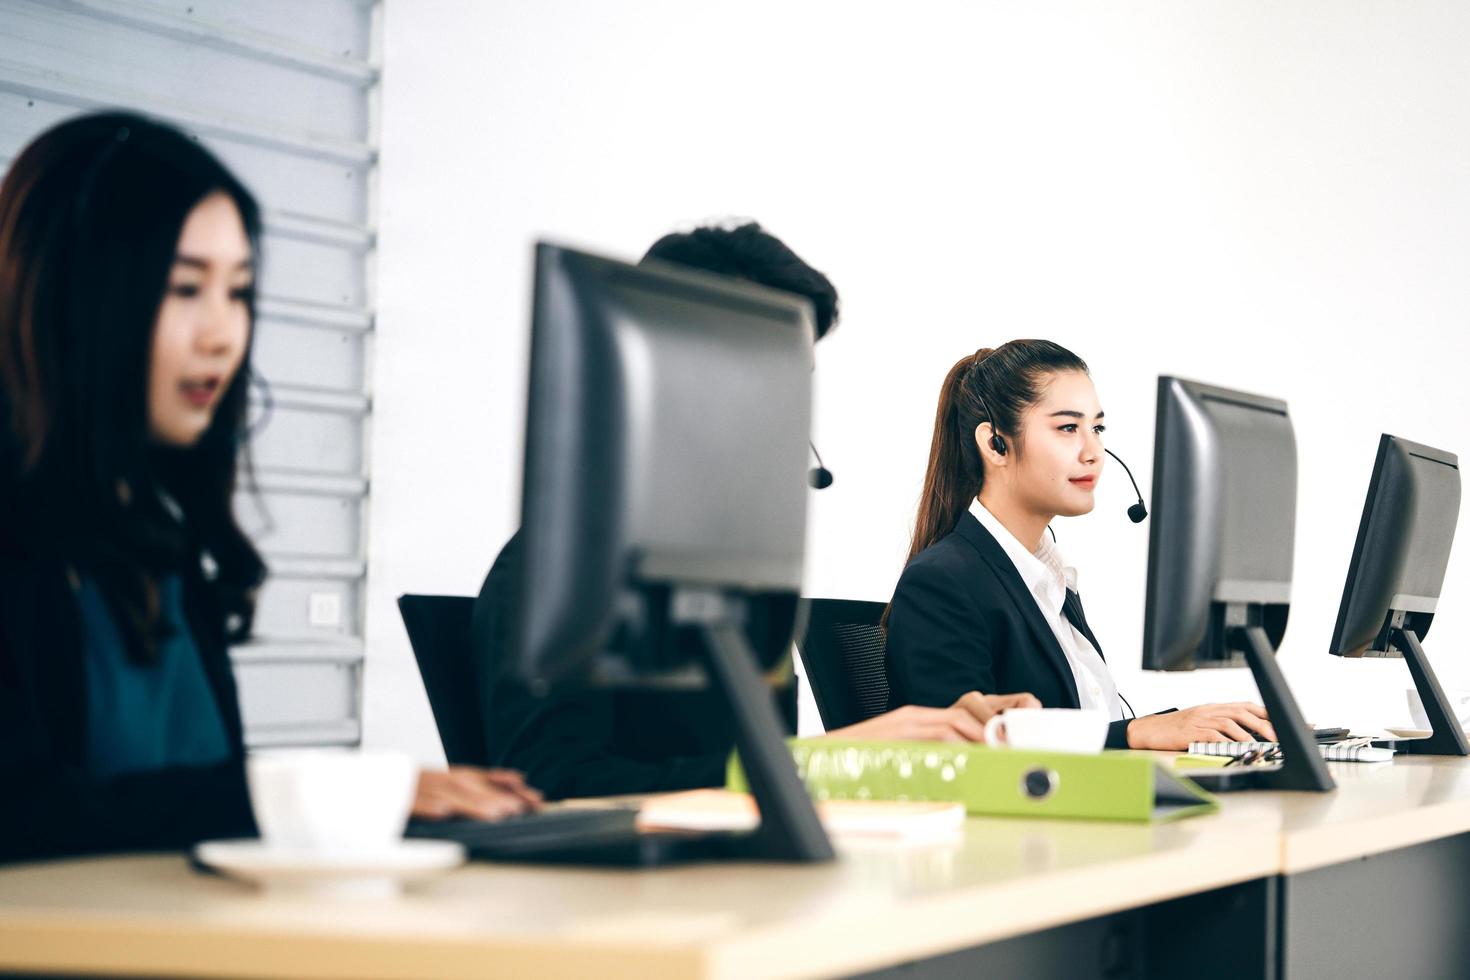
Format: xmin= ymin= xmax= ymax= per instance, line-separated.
xmin=1062 ymin=590 xmax=1087 ymax=636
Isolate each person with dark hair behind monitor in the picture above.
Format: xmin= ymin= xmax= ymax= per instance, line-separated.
xmin=883 ymin=340 xmax=1279 ymax=751
xmin=0 ymin=113 xmax=539 ymax=864
xmin=473 ymin=222 xmax=1037 ymax=800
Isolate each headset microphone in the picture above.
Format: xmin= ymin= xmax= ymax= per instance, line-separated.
xmin=1104 ymin=448 xmax=1148 ymax=523
xmin=808 ymin=441 xmax=834 ymax=490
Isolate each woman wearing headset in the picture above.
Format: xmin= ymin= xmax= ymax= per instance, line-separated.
xmin=883 ymin=340 xmax=1276 ymax=751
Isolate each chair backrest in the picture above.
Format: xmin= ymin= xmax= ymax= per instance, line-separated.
xmin=397 ymin=594 xmax=490 ymax=767
xmin=794 ymin=598 xmax=891 ymax=731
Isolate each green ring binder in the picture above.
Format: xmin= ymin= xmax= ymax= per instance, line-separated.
xmin=728 ymin=739 xmax=1219 ymax=823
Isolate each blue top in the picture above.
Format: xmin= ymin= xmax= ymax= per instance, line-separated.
xmin=79 ymin=573 xmax=231 ymax=780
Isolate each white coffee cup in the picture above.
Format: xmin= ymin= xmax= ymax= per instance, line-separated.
xmin=1406 ymin=687 xmax=1470 ymax=730
xmin=982 ymin=708 xmax=1110 ymax=754
xmin=246 ymin=750 xmax=418 ymax=855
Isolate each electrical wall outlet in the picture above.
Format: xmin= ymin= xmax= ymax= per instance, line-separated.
xmin=308 ymin=592 xmax=343 ymax=629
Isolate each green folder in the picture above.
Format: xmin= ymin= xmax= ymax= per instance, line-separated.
xmin=728 ymin=739 xmax=1218 ymax=823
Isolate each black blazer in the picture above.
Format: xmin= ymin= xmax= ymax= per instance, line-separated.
xmin=0 ymin=537 xmax=255 ymax=864
xmin=884 ymin=511 xmax=1133 ymax=750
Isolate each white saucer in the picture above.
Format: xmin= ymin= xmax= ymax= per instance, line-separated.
xmin=194 ymin=839 xmax=466 ymax=898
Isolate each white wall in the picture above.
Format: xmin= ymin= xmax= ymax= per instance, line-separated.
xmin=368 ymin=0 xmax=1470 ymax=763
xmin=0 ymin=0 xmax=380 ymax=749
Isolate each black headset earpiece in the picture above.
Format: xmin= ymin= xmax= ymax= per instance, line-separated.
xmin=975 ymin=388 xmax=1007 ymax=458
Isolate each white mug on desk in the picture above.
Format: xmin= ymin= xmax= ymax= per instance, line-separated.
xmin=1407 ymin=687 xmax=1470 ymax=730
xmin=982 ymin=708 xmax=1109 ymax=754
xmin=247 ymin=750 xmax=418 ymax=855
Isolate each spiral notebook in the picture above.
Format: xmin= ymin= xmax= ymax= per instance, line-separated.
xmin=1188 ymin=740 xmax=1395 ymax=763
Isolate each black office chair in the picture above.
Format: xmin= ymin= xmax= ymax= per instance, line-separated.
xmin=794 ymin=598 xmax=891 ymax=731
xmin=397 ymin=593 xmax=491 ymax=767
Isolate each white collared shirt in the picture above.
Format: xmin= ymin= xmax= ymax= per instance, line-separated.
xmin=968 ymin=499 xmax=1124 ymax=720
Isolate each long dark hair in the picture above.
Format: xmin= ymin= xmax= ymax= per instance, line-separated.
xmin=904 ymin=339 xmax=1090 ymax=566
xmin=0 ymin=111 xmax=266 ymax=660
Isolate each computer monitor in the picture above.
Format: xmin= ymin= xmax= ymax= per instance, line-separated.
xmin=1329 ymin=435 xmax=1466 ymax=755
xmin=513 ymin=244 xmax=812 ymax=688
xmin=1142 ymin=377 xmax=1333 ymax=791
xmin=513 ymin=242 xmax=832 ymax=861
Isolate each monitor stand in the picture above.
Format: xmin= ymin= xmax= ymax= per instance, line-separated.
xmin=1386 ymin=628 xmax=1469 ymax=756
xmin=1229 ymin=624 xmax=1336 ymax=792
xmin=680 ymin=592 xmax=835 ymax=862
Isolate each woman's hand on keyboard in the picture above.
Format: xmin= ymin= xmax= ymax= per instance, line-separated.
xmin=1125 ymin=702 xmax=1276 ymax=751
xmin=412 ymin=767 xmax=545 ymax=821
xmin=824 ymin=692 xmax=1041 ymax=743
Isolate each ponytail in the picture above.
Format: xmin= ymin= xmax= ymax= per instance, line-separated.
xmin=907 ymin=349 xmax=991 ymax=570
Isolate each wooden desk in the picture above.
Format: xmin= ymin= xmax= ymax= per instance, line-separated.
xmin=7 ymin=757 xmax=1470 ymax=979
xmin=1243 ymin=753 xmax=1470 ymax=872
xmin=0 ymin=805 xmax=1276 ymax=980
xmin=1249 ymin=755 xmax=1470 ymax=978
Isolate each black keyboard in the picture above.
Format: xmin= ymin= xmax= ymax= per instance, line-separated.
xmin=406 ymin=807 xmax=641 ymax=857
xmin=405 ymin=807 xmax=736 ymax=866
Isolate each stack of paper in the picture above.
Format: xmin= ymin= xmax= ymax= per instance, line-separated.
xmin=636 ymin=789 xmax=965 ymax=841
